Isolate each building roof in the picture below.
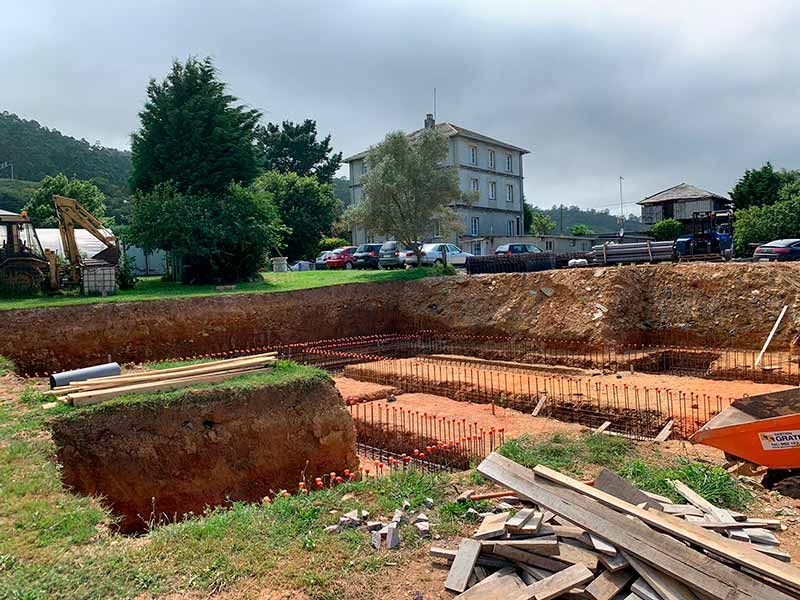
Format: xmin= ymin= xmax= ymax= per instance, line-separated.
xmin=637 ymin=183 xmax=729 ymax=206
xmin=0 ymin=209 xmax=19 ymax=216
xmin=343 ymin=121 xmax=530 ymax=162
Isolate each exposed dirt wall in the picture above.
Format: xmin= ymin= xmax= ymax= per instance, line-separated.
xmin=50 ymin=375 xmax=357 ymax=533
xmin=2 ymin=281 xmax=405 ymax=374
xmin=4 ymin=263 xmax=800 ymax=375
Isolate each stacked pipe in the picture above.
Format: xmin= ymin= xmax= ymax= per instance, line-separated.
xmin=589 ymin=240 xmax=675 ymax=265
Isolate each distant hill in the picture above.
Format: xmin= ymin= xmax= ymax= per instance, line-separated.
xmin=534 ymin=204 xmax=644 ymax=234
xmin=0 ymin=111 xmax=132 ymax=223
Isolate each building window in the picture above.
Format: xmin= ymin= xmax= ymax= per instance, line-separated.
xmin=506 ymin=220 xmax=513 ymax=236
xmin=545 ymin=240 xmax=553 ymax=251
xmin=470 ymin=146 xmax=478 ymax=165
xmin=506 ymin=154 xmax=513 ymax=172
xmin=472 ymin=241 xmax=482 ymax=255
xmin=432 ymin=221 xmax=441 ymax=238
xmin=489 ymin=181 xmax=496 ymax=200
xmin=361 ymin=162 xmax=368 ymax=175
xmin=516 ymin=217 xmax=521 ymax=235
xmin=489 ymin=150 xmax=496 ymax=169
xmin=470 ymin=178 xmax=479 ymax=192
xmin=506 ymin=184 xmax=514 ymax=203
xmin=471 ymin=216 xmax=479 ymax=236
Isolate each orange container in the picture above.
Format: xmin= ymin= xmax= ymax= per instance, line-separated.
xmin=691 ymin=388 xmax=800 ymax=469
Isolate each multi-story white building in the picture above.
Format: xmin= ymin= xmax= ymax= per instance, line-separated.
xmin=343 ymin=114 xmax=529 ymax=254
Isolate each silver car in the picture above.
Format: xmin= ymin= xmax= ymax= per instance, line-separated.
xmin=404 ymin=243 xmax=473 ymax=267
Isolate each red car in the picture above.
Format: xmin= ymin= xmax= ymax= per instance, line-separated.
xmin=325 ymin=246 xmax=358 ymax=269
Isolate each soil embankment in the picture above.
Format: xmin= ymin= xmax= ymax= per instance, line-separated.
xmin=50 ymin=372 xmax=357 ymax=533
xmin=4 ymin=263 xmax=800 ymax=374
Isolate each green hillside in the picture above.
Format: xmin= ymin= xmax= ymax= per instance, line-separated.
xmin=0 ymin=179 xmax=39 ymax=214
xmin=535 ymin=204 xmax=644 ymax=234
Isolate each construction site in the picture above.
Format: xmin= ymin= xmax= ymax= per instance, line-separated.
xmin=5 ymin=261 xmax=800 ymax=599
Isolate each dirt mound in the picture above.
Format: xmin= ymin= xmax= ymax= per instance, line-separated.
xmin=399 ymin=262 xmax=800 ymax=348
xmin=50 ymin=372 xmax=357 ymax=533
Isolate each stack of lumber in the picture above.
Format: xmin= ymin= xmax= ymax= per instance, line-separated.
xmin=432 ymin=454 xmax=800 ymax=600
xmin=48 ymin=353 xmax=277 ymax=407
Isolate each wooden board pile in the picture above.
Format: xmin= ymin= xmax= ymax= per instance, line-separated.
xmin=47 ymin=352 xmax=277 ymax=406
xmin=431 ymin=453 xmax=800 ymax=600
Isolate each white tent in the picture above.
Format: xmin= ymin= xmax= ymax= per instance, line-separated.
xmin=35 ymin=228 xmax=115 ymax=260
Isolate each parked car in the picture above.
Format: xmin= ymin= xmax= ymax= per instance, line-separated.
xmin=404 ymin=243 xmax=473 ymax=267
xmin=754 ymin=239 xmax=800 ymax=261
xmin=378 ymin=240 xmax=417 ymax=269
xmin=495 ymin=243 xmax=543 ymax=256
xmin=353 ymin=243 xmax=384 ymax=269
xmin=315 ymin=251 xmax=332 ymax=270
xmin=325 ymin=246 xmax=358 ymax=269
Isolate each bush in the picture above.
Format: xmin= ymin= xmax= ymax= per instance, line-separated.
xmin=649 ymin=218 xmax=684 ymax=241
xmin=734 ymin=195 xmax=800 ymax=256
xmin=429 ymin=263 xmax=456 ymax=276
xmin=318 ymin=236 xmax=349 ymax=251
xmin=116 ymin=253 xmax=138 ymax=290
xmin=129 ymin=182 xmax=286 ymax=284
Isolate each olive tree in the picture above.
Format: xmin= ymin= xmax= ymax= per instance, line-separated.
xmin=347 ymin=128 xmax=461 ymax=263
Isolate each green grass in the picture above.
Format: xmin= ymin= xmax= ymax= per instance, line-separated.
xmin=498 ymin=432 xmax=635 ymax=476
xmin=0 ymin=355 xmax=14 ymax=376
xmin=0 ymin=268 xmax=434 ymax=311
xmin=0 ymin=361 xmax=458 ymax=599
xmin=619 ymin=458 xmax=752 ymax=510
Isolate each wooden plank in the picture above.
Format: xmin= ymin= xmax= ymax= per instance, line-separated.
xmin=752 ymin=544 xmax=792 ymax=562
xmin=631 ymin=578 xmax=660 ymax=600
xmin=507 ymin=508 xmax=536 ymax=530
xmin=584 ymin=569 xmax=635 ymax=600
xmin=626 ymin=553 xmax=699 ymax=600
xmin=456 ymin=489 xmax=475 ymax=502
xmin=479 ymin=454 xmax=798 ymax=600
xmin=485 ymin=538 xmax=559 ymax=555
xmin=454 ymin=566 xmax=526 ymax=600
xmin=594 ymin=468 xmax=662 ymax=510
xmin=68 ymin=366 xmax=271 ymax=406
xmin=492 ymin=544 xmax=569 ymax=571
xmin=747 ymin=528 xmax=780 ymax=546
xmin=549 ymin=525 xmax=587 ymax=539
xmin=532 ymin=393 xmax=548 ymax=416
xmin=755 ymin=304 xmax=788 ymax=368
xmin=532 ymin=462 xmax=800 ymax=596
xmin=474 ymin=512 xmax=510 ymax=540
xmin=445 ymin=538 xmax=482 ymax=593
xmin=599 ymin=551 xmax=629 ymax=572
xmin=662 ymin=504 xmax=704 ymax=517
xmin=643 ymin=490 xmax=673 ymax=504
xmin=511 ymin=563 xmax=595 ymax=600
xmin=671 ymin=480 xmax=750 ymax=542
xmin=469 ymin=490 xmax=515 ymax=501
xmin=556 ymin=540 xmax=601 ymax=571
xmin=589 ymin=533 xmax=617 ymax=555
xmin=655 ymin=419 xmax=674 ymax=442
xmin=595 ymin=421 xmax=612 ymax=433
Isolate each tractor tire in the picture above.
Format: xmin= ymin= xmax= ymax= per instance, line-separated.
xmin=0 ymin=264 xmax=44 ymax=295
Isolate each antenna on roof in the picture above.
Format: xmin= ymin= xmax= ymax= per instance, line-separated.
xmin=433 ymin=88 xmax=437 ymax=120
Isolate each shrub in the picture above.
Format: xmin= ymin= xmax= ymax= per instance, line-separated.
xmin=318 ymin=236 xmax=350 ymax=251
xmin=649 ymin=218 xmax=684 ymax=241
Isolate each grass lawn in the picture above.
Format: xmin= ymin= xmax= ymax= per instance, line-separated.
xmin=0 ymin=268 xmax=430 ymax=311
xmin=0 ymin=366 xmax=752 ymax=599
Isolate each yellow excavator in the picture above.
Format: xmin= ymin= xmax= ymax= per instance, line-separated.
xmin=0 ymin=195 xmax=119 ymax=294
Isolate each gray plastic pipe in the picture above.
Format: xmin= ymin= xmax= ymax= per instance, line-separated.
xmin=50 ymin=362 xmax=121 ymax=389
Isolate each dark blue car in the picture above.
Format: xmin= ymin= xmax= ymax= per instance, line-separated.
xmin=754 ymin=239 xmax=800 ymax=261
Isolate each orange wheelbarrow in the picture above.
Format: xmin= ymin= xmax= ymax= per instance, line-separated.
xmin=691 ymin=388 xmax=800 ymax=498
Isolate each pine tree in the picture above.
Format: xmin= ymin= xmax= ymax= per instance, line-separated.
xmin=130 ymin=57 xmax=261 ymax=194
xmin=255 ymin=120 xmax=342 ymax=184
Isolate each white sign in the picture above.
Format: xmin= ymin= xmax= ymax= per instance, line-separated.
xmin=759 ymin=430 xmax=800 ymax=450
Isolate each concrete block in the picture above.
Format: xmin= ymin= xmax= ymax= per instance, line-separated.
xmin=325 ymin=524 xmax=340 ymax=534
xmin=386 ymin=522 xmax=401 ymax=549
xmin=415 ymin=521 xmax=431 ymax=537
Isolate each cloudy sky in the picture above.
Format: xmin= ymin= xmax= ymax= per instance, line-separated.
xmin=3 ymin=0 xmax=799 ymax=214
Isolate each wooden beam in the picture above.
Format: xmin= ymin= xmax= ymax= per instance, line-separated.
xmin=532 ymin=462 xmax=800 ymax=595
xmin=755 ymin=305 xmax=788 ymax=368
xmin=453 ymin=567 xmax=525 ymax=600
xmin=655 ymin=419 xmax=674 ymax=442
xmin=584 ymin=568 xmax=635 ymax=600
xmin=478 ymin=454 xmax=797 ymax=600
xmin=626 ymin=553 xmax=699 ymax=600
xmin=511 ymin=563 xmax=595 ymax=600
xmin=445 ymin=538 xmax=482 ymax=593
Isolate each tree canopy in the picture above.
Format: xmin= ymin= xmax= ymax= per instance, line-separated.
xmin=130 ymin=57 xmax=261 ymax=195
xmin=347 ymin=128 xmax=460 ymax=259
xmin=569 ymin=224 xmax=594 ymax=236
xmin=0 ymin=111 xmax=131 ymax=188
xmin=530 ymin=211 xmax=556 ymax=235
xmin=255 ymin=120 xmax=342 ymax=184
xmin=129 ymin=183 xmax=285 ymax=283
xmin=23 ymin=173 xmax=106 ymax=228
xmin=729 ymin=162 xmax=800 ymax=210
xmin=252 ymin=171 xmax=341 ymax=260
xmin=649 ymin=218 xmax=683 ymax=241
xmin=535 ymin=204 xmax=641 ymax=234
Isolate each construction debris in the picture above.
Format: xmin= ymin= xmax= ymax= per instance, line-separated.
xmin=431 ymin=454 xmax=799 ymax=600
xmin=47 ymin=352 xmax=277 ymax=406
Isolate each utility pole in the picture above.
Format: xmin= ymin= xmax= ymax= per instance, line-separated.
xmin=560 ymin=204 xmax=564 ymax=234
xmin=433 ymin=88 xmax=437 ymax=120
xmin=618 ymin=176 xmax=625 ymax=239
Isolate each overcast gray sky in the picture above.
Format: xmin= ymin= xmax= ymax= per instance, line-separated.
xmin=2 ymin=0 xmax=799 ymax=215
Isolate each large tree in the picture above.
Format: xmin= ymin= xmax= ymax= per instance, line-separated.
xmin=347 ymin=128 xmax=461 ymax=262
xmin=530 ymin=211 xmax=556 ymax=235
xmin=252 ymin=171 xmax=341 ymax=260
xmin=23 ymin=173 xmax=106 ymax=228
xmin=129 ymin=182 xmax=285 ymax=283
xmin=730 ymin=162 xmax=800 ymax=210
xmin=130 ymin=57 xmax=261 ymax=195
xmin=255 ymin=119 xmax=342 ymax=184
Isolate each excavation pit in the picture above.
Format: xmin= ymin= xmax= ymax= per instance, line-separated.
xmin=50 ymin=364 xmax=357 ymax=533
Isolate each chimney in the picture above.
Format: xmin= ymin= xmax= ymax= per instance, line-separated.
xmin=424 ymin=113 xmax=435 ymax=129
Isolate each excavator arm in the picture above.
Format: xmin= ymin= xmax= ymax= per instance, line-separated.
xmin=53 ymin=195 xmax=118 ymax=267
